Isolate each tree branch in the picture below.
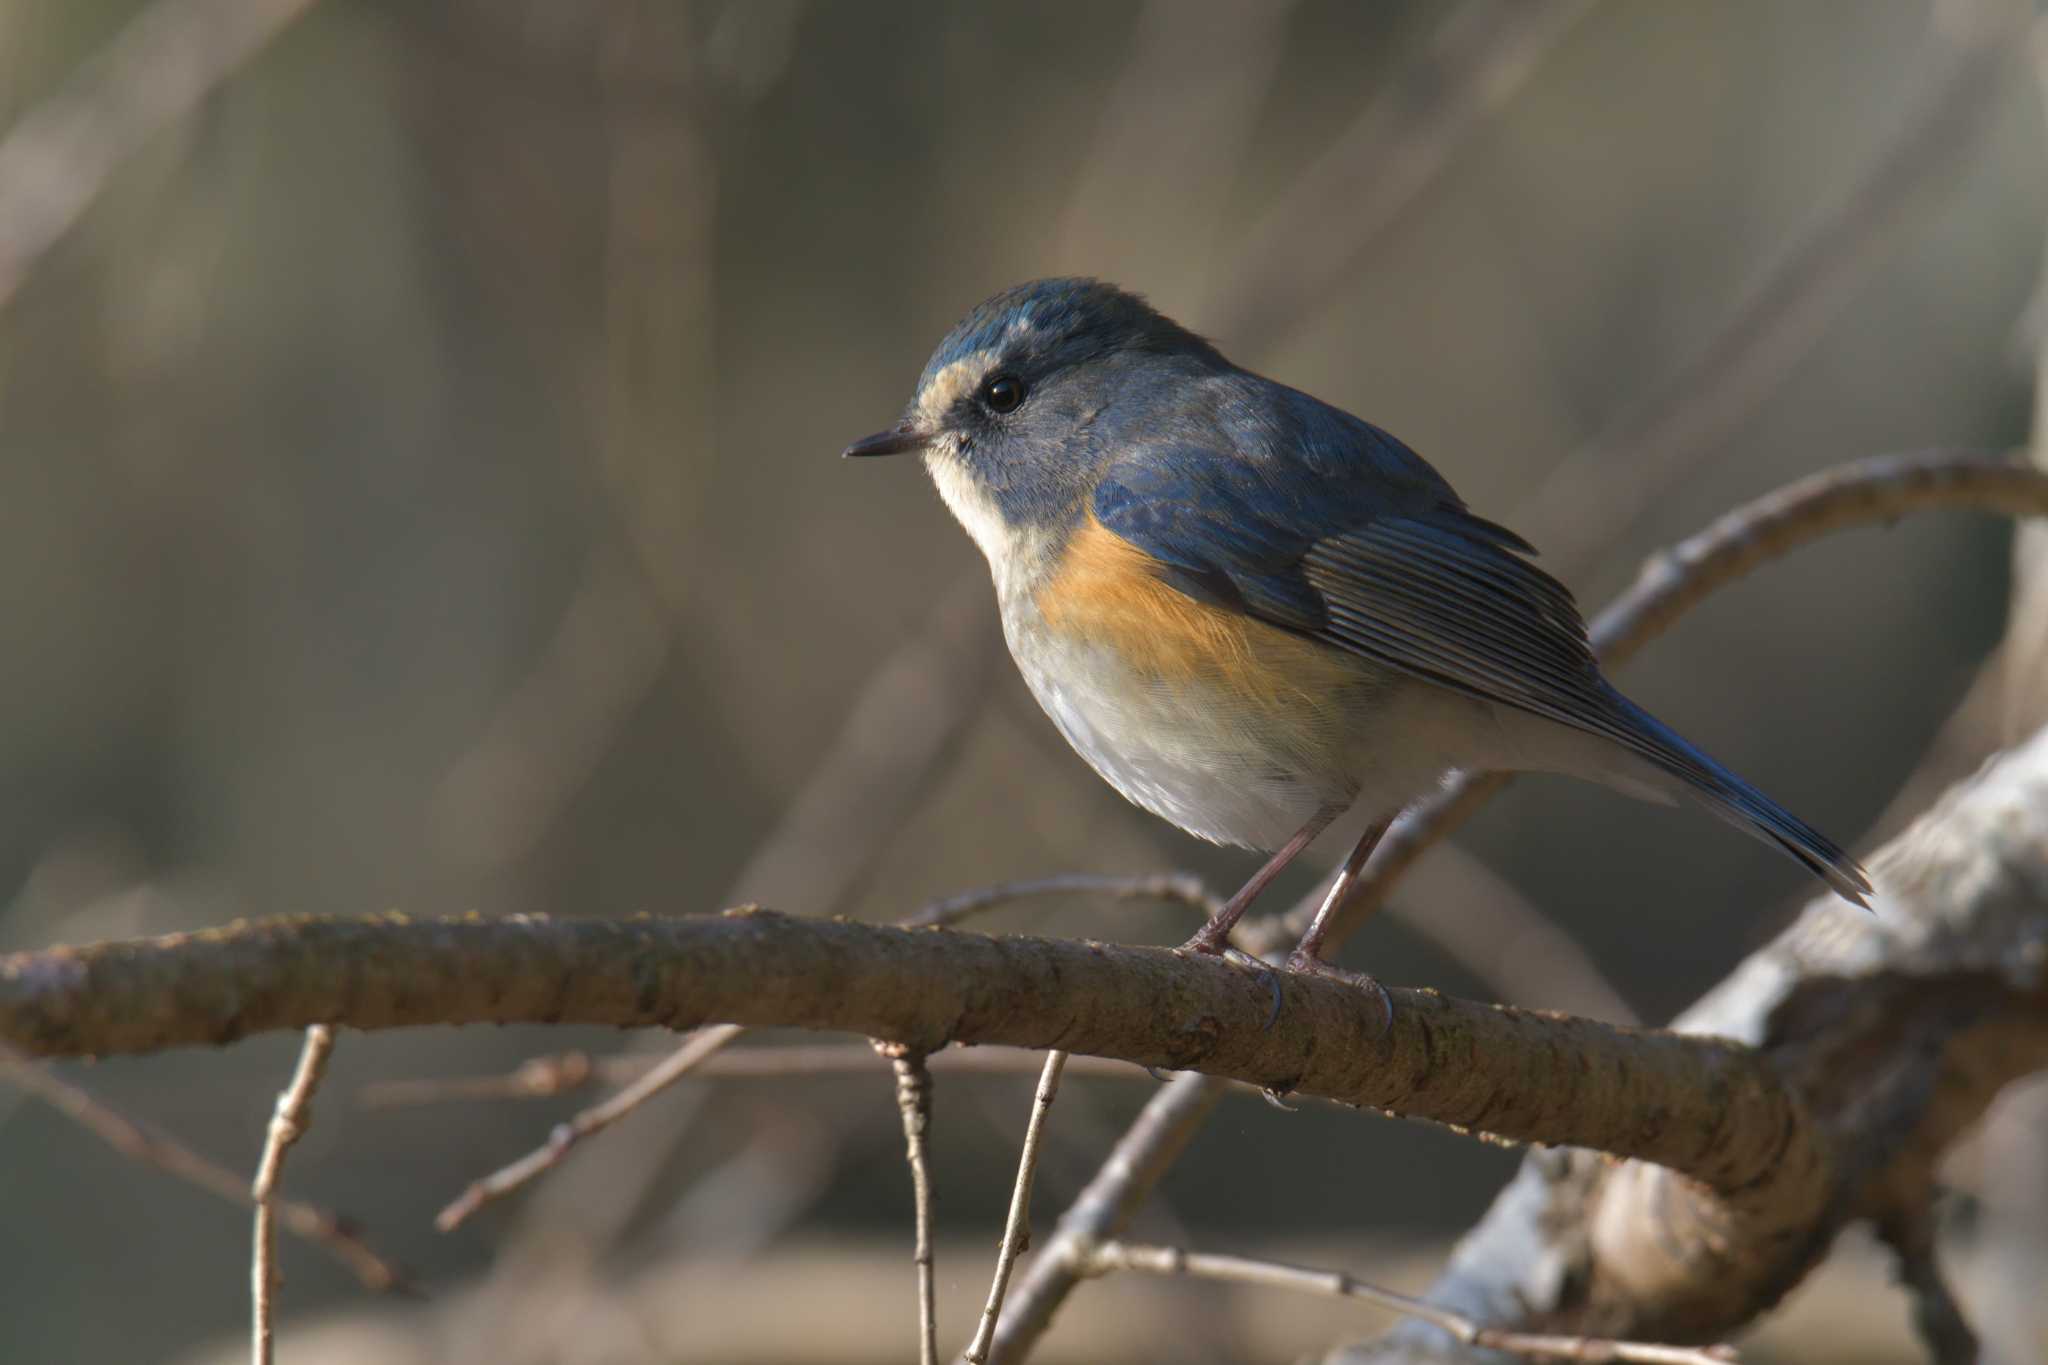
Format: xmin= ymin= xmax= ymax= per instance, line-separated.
xmin=0 ymin=1042 xmax=404 ymax=1294
xmin=0 ymin=908 xmax=1840 ymax=1188
xmin=0 ymin=0 xmax=320 ymax=310
xmin=251 ymin=1025 xmax=335 ymax=1365
xmin=1336 ymin=723 xmax=2048 ymax=1361
xmin=1081 ymin=1241 xmax=1736 ymax=1365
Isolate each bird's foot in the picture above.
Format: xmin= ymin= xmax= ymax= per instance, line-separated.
xmin=1177 ymin=928 xmax=1286 ymax=1029
xmin=1283 ymin=950 xmax=1394 ymax=1038
xmin=1176 ymin=916 xmax=1236 ymax=958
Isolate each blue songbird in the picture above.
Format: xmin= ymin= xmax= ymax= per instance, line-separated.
xmin=845 ymin=279 xmax=1868 ymax=991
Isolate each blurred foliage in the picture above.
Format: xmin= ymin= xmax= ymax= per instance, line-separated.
xmin=1 ymin=1 xmax=2044 ymax=1361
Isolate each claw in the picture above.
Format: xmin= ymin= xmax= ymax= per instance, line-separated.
xmin=1283 ymin=951 xmax=1394 ymax=1039
xmin=1222 ymin=946 xmax=1285 ymax=1028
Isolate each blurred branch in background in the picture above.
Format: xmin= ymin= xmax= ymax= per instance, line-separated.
xmin=0 ymin=0 xmax=318 ymax=311
xmin=430 ymin=580 xmax=998 ymax=1230
xmin=1075 ymin=1242 xmax=1735 ymax=1365
xmin=0 ymin=1042 xmax=404 ymax=1294
xmin=1053 ymin=0 xmax=1294 ymax=286
xmin=429 ymin=547 xmax=672 ymax=874
xmin=1517 ymin=0 xmax=2024 ymax=570
xmin=1381 ymin=843 xmax=1638 ymax=1023
xmin=1209 ymin=0 xmax=1595 ymax=356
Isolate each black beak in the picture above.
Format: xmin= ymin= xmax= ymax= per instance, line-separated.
xmin=842 ymin=426 xmax=927 ymax=458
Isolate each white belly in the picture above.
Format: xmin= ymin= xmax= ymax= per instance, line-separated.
xmin=1001 ymin=599 xmax=1496 ymax=850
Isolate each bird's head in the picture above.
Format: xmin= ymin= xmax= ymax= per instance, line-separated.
xmin=844 ymin=278 xmax=1223 ymax=576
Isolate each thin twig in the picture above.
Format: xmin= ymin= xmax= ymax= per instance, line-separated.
xmin=0 ymin=0 xmax=321 ymax=310
xmin=994 ymin=450 xmax=2048 ymax=1361
xmin=1079 ymin=1241 xmax=1738 ymax=1365
xmin=881 ymin=1045 xmax=939 ymax=1365
xmin=0 ymin=1042 xmax=402 ymax=1293
xmin=251 ymin=1025 xmax=337 ymax=1365
xmin=362 ymin=1044 xmax=1147 ymax=1109
xmin=964 ymin=1051 xmax=1069 ymax=1363
xmin=434 ymin=1022 xmax=742 ymax=1231
xmin=981 ymin=1072 xmax=1230 ymax=1363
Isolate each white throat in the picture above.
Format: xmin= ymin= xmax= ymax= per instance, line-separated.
xmin=924 ymin=444 xmax=1046 ymax=602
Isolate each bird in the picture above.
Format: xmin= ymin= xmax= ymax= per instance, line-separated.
xmin=844 ymin=278 xmax=1870 ymax=989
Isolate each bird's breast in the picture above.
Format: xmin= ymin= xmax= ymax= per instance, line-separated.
xmin=1000 ymin=516 xmax=1380 ymax=848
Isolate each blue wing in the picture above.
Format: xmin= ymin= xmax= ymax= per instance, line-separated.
xmin=1092 ymin=380 xmax=1870 ymax=902
xmin=1090 ymin=383 xmax=1611 ymax=734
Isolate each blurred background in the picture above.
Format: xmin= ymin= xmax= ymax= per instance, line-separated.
xmin=3 ymin=0 xmax=2047 ymax=1361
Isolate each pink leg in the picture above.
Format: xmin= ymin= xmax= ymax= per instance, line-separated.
xmin=1287 ymin=814 xmax=1392 ymax=970
xmin=1180 ymin=806 xmax=1339 ymax=956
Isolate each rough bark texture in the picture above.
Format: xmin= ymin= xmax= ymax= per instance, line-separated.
xmin=2 ymin=910 xmax=1816 ymax=1192
xmin=1335 ymin=726 xmax=2048 ymax=1361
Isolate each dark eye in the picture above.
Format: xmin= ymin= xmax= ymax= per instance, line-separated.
xmin=981 ymin=373 xmax=1026 ymax=414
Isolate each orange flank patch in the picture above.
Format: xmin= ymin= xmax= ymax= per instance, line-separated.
xmin=1035 ymin=516 xmax=1357 ymax=710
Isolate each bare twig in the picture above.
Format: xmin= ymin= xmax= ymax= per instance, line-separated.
xmin=997 ymin=450 xmax=2048 ymax=1360
xmin=0 ymin=1042 xmax=401 ymax=1293
xmin=979 ymin=1073 xmax=1230 ymax=1362
xmin=0 ymin=0 xmax=320 ymax=310
xmin=964 ymin=1051 xmax=1069 ymax=1363
xmin=251 ymin=1025 xmax=336 ymax=1365
xmin=1080 ymin=1241 xmax=1737 ymax=1365
xmin=881 ymin=1045 xmax=939 ymax=1365
xmin=362 ymin=1044 xmax=1147 ymax=1109
xmin=435 ymin=1022 xmax=742 ymax=1232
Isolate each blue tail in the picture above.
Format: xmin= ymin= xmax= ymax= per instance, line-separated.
xmin=1600 ymin=688 xmax=1871 ymax=907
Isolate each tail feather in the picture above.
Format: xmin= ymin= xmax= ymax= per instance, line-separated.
xmin=1601 ymin=688 xmax=1872 ymax=908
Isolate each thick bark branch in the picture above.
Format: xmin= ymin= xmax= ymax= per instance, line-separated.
xmin=2 ymin=911 xmax=1822 ymax=1193
xmin=1339 ymin=725 xmax=2048 ymax=1361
